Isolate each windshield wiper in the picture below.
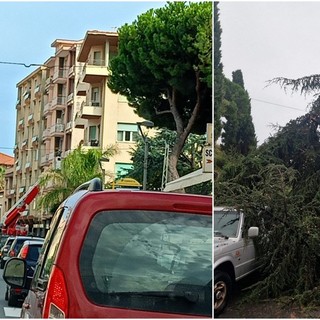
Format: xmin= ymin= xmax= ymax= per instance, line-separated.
xmin=109 ymin=290 xmax=200 ymax=303
xmin=214 ymin=231 xmax=229 ymax=239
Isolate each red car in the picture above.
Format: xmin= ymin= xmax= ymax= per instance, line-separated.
xmin=3 ymin=178 xmax=212 ymax=318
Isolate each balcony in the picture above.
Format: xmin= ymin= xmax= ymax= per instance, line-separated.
xmin=31 ymin=136 xmax=39 ymax=146
xmin=51 ymin=96 xmax=66 ymax=111
xmin=23 ymin=91 xmax=31 ymax=104
xmin=45 ymin=77 xmax=53 ymax=89
xmin=80 ymin=60 xmax=109 ymax=83
xmin=18 ymin=119 xmax=24 ymax=131
xmin=34 ymin=85 xmax=41 ymax=98
xmin=21 ymin=139 xmax=28 ymax=150
xmin=42 ymin=128 xmax=50 ymax=141
xmin=74 ymin=113 xmax=86 ymax=128
xmin=16 ymin=99 xmax=21 ymax=109
xmin=50 ymin=123 xmax=65 ymax=136
xmin=19 ymin=186 xmax=26 ymax=194
xmin=80 ymin=101 xmax=102 ymax=119
xmin=27 ymin=114 xmax=34 ymax=125
xmin=6 ymin=189 xmax=15 ymax=198
xmin=25 ymin=162 xmax=32 ymax=171
xmin=43 ymin=101 xmax=52 ymax=115
xmin=82 ymin=139 xmax=100 ymax=151
xmin=52 ymin=68 xmax=67 ymax=84
xmin=66 ymin=121 xmax=72 ymax=131
xmin=76 ymin=82 xmax=88 ymax=96
xmin=41 ymin=154 xmax=50 ymax=166
xmin=68 ymin=66 xmax=75 ymax=78
xmin=67 ymin=92 xmax=74 ymax=104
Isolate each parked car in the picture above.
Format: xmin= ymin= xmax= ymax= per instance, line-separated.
xmin=3 ymin=178 xmax=212 ymax=318
xmin=214 ymin=207 xmax=259 ymax=316
xmin=5 ymin=239 xmax=44 ymax=307
xmin=0 ymin=235 xmax=9 ymax=262
xmin=0 ymin=236 xmax=15 ymax=269
xmin=1 ymin=235 xmax=43 ymax=270
xmin=0 ymin=235 xmax=9 ymax=248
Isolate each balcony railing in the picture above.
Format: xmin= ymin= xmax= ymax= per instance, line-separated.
xmin=50 ymin=124 xmax=65 ymax=134
xmin=51 ymin=96 xmax=66 ymax=108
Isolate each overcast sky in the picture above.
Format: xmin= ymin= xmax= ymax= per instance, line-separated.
xmin=219 ymin=1 xmax=320 ymax=145
xmin=0 ymin=1 xmax=165 ymax=156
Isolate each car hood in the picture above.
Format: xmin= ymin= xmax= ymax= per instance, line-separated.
xmin=214 ymin=236 xmax=237 ymax=249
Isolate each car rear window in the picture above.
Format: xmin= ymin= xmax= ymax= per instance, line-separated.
xmin=79 ymin=210 xmax=212 ymax=317
xmin=26 ymin=245 xmax=42 ymax=261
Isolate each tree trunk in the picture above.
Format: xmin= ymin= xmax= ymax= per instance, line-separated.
xmin=167 ymin=69 xmax=203 ymax=191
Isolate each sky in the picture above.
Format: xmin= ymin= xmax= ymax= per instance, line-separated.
xmin=0 ymin=1 xmax=166 ymax=156
xmin=219 ymin=1 xmax=320 ymax=145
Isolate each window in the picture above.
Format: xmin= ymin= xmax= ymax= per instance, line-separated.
xmin=117 ymin=123 xmax=138 ymax=142
xmin=93 ymin=51 xmax=102 ymax=66
xmin=89 ymin=126 xmax=97 ymax=140
xmin=79 ymin=210 xmax=212 ymax=316
xmin=91 ymin=87 xmax=100 ymax=106
xmin=31 ymin=207 xmax=68 ymax=290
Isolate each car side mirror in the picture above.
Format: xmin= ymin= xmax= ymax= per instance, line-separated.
xmin=248 ymin=227 xmax=259 ymax=238
xmin=3 ymin=257 xmax=27 ymax=288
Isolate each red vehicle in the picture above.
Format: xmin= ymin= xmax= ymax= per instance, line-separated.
xmin=2 ymin=182 xmax=40 ymax=236
xmin=3 ymin=178 xmax=212 ymax=318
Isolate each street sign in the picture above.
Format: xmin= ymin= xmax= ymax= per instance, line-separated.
xmin=203 ymin=146 xmax=212 ymax=173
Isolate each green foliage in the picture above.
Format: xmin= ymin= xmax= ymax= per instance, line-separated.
xmin=127 ymin=129 xmax=211 ymax=194
xmin=108 ymin=1 xmax=212 ymax=134
xmin=215 ymin=96 xmax=320 ymax=305
xmin=221 ymin=75 xmax=257 ymax=155
xmin=214 ymin=2 xmax=224 ymax=141
xmin=37 ymin=145 xmax=118 ymax=213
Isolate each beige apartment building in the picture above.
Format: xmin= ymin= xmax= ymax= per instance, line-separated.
xmin=4 ymin=30 xmax=148 ymax=236
xmin=76 ymin=30 xmax=145 ymax=178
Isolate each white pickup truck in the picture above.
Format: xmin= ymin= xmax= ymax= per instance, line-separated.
xmin=214 ymin=207 xmax=259 ymax=316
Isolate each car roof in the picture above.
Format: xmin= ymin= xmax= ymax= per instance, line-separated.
xmin=21 ymin=239 xmax=44 ymax=246
xmin=63 ymin=189 xmax=212 ymax=216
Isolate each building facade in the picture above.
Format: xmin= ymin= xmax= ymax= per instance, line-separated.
xmin=4 ymin=30 xmax=149 ymax=236
xmin=76 ymin=30 xmax=145 ymax=180
xmin=0 ymin=153 xmax=14 ymax=221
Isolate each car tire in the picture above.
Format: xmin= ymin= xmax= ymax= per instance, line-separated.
xmin=8 ymin=288 xmax=18 ymax=307
xmin=214 ymin=270 xmax=232 ymax=317
xmin=0 ymin=259 xmax=4 ymax=269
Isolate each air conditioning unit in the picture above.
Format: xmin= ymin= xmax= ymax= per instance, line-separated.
xmin=90 ymin=139 xmax=99 ymax=146
xmin=55 ymin=157 xmax=62 ymax=170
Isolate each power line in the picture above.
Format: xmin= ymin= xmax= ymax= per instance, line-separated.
xmin=0 ymin=61 xmax=45 ymax=68
xmin=251 ymin=98 xmax=306 ymax=112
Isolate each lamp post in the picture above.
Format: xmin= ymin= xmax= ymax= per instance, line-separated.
xmin=137 ymin=120 xmax=154 ymax=190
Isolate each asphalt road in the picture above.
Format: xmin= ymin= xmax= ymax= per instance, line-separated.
xmin=0 ymin=269 xmax=21 ymax=318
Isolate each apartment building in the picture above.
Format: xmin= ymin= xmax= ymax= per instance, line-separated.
xmin=0 ymin=153 xmax=14 ymax=220
xmin=5 ymin=30 xmax=150 ymax=236
xmin=76 ymin=30 xmax=146 ymax=180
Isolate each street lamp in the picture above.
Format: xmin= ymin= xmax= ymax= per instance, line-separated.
xmin=137 ymin=120 xmax=154 ymax=190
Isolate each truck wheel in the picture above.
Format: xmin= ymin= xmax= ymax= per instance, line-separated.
xmin=214 ymin=270 xmax=232 ymax=317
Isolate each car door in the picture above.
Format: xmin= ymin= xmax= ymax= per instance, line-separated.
xmin=233 ymin=214 xmax=257 ymax=279
xmin=21 ymin=207 xmax=67 ymax=318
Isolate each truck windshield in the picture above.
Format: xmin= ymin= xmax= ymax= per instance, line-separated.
xmin=214 ymin=209 xmax=240 ymax=238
